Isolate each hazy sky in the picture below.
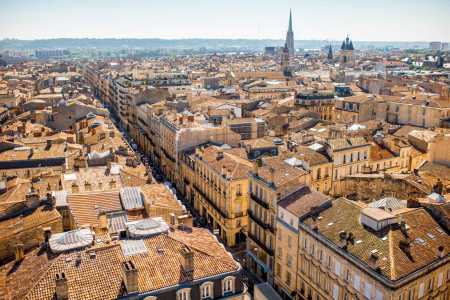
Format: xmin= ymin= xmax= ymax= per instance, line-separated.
xmin=1 ymin=0 xmax=449 ymax=41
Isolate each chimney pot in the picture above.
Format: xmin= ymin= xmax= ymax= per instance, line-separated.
xmin=55 ymin=272 xmax=69 ymax=300
xmin=43 ymin=227 xmax=52 ymax=243
xmin=169 ymin=213 xmax=177 ymax=226
xmin=14 ymin=243 xmax=24 ymax=262
xmin=122 ymin=260 xmax=138 ymax=294
xmin=181 ymin=246 xmax=194 ymax=273
xmin=438 ymin=246 xmax=445 ymax=258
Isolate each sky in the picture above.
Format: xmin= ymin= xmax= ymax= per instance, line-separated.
xmin=0 ymin=0 xmax=449 ymax=41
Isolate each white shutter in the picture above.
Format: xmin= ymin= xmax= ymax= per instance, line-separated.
xmin=418 ymin=283 xmax=424 ymax=298
xmin=334 ymin=261 xmax=341 ymax=275
xmin=353 ymin=274 xmax=361 ymax=290
xmin=364 ymin=283 xmax=372 ymax=299
xmin=438 ymin=272 xmax=443 ymax=287
xmin=375 ymin=289 xmax=383 ymax=300
xmin=333 ymin=284 xmax=339 ymax=300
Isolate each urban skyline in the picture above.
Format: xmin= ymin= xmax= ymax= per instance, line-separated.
xmin=1 ymin=0 xmax=450 ymax=41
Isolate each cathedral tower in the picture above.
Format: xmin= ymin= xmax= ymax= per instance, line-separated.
xmin=285 ymin=10 xmax=295 ymax=57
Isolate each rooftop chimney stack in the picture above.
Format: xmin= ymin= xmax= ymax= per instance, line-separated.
xmin=14 ymin=243 xmax=24 ymax=262
xmin=55 ymin=272 xmax=69 ymax=300
xmin=438 ymin=246 xmax=445 ymax=258
xmin=169 ymin=213 xmax=177 ymax=226
xmin=43 ymin=227 xmax=52 ymax=243
xmin=181 ymin=246 xmax=194 ymax=273
xmin=122 ymin=261 xmax=138 ymax=294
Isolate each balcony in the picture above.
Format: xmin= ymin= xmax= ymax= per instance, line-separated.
xmin=248 ymin=210 xmax=274 ymax=233
xmin=250 ymin=193 xmax=270 ymax=209
xmin=193 ymin=184 xmax=229 ymax=219
xmin=247 ymin=232 xmax=274 ymax=256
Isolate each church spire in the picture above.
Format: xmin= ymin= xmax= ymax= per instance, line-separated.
xmin=285 ymin=9 xmax=294 ymax=57
xmin=288 ymin=9 xmax=293 ymax=33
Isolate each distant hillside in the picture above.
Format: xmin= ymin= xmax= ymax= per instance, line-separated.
xmin=0 ymin=38 xmax=430 ymax=51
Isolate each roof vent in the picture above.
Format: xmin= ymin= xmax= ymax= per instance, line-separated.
xmin=181 ymin=246 xmax=194 ymax=273
xmin=55 ymin=272 xmax=69 ymax=300
xmin=438 ymin=246 xmax=445 ymax=258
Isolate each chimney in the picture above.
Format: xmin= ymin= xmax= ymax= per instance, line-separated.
xmin=87 ymin=144 xmax=92 ymax=154
xmin=216 ymin=151 xmax=224 ymax=160
xmin=169 ymin=213 xmax=177 ymax=226
xmin=338 ymin=231 xmax=348 ymax=249
xmin=221 ymin=165 xmax=226 ymax=178
xmin=226 ymin=169 xmax=232 ymax=180
xmin=14 ymin=243 xmax=24 ymax=262
xmin=122 ymin=261 xmax=138 ymax=294
xmin=181 ymin=246 xmax=194 ymax=273
xmin=269 ymin=167 xmax=275 ymax=186
xmin=46 ymin=139 xmax=52 ymax=150
xmin=438 ymin=246 xmax=445 ymax=258
xmin=43 ymin=227 xmax=52 ymax=243
xmin=25 ymin=190 xmax=40 ymax=208
xmin=368 ymin=253 xmax=379 ymax=269
xmin=106 ymin=159 xmax=112 ymax=175
xmin=55 ymin=272 xmax=69 ymax=300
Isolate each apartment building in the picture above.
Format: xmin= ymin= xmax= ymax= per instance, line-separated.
xmin=226 ymin=117 xmax=267 ymax=140
xmin=295 ymin=90 xmax=336 ymax=121
xmin=335 ymin=94 xmax=376 ymax=123
xmin=246 ymin=157 xmax=311 ymax=283
xmin=325 ymin=137 xmax=370 ymax=193
xmin=294 ymin=197 xmax=450 ymax=300
xmin=158 ymin=111 xmax=240 ymax=185
xmin=180 ymin=144 xmax=252 ymax=247
xmin=376 ymin=95 xmax=450 ymax=128
xmin=274 ymin=186 xmax=331 ymax=299
xmin=282 ymin=145 xmax=333 ymax=194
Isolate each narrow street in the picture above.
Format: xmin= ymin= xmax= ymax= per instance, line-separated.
xmin=99 ymin=99 xmax=261 ymax=295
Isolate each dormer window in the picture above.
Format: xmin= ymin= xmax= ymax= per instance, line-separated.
xmin=177 ymin=288 xmax=191 ymax=300
xmin=200 ymin=281 xmax=213 ymax=299
xmin=222 ymin=276 xmax=235 ymax=295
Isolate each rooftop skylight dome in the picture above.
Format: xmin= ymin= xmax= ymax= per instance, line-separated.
xmin=126 ymin=217 xmax=169 ymax=238
xmin=49 ymin=228 xmax=94 ymax=253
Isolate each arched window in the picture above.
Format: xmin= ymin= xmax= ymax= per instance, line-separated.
xmin=176 ymin=288 xmax=191 ymax=300
xmin=222 ymin=276 xmax=235 ymax=295
xmin=200 ymin=281 xmax=213 ymax=299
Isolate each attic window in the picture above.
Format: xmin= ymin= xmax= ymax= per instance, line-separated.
xmin=355 ymin=240 xmax=363 ymax=244
xmin=327 ymin=222 xmax=334 ymax=226
xmin=426 ymin=233 xmax=435 ymax=240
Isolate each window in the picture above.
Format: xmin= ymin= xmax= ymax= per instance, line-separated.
xmin=353 ymin=274 xmax=361 ymax=291
xmin=276 ymin=263 xmax=281 ymax=277
xmin=427 ymin=278 xmax=433 ymax=290
xmin=345 ymin=269 xmax=351 ymax=282
xmin=286 ymin=271 xmax=291 ymax=286
xmin=200 ymin=282 xmax=213 ymax=299
xmin=332 ymin=284 xmax=339 ymax=300
xmin=364 ymin=283 xmax=372 ymax=299
xmin=418 ymin=283 xmax=424 ymax=298
xmin=375 ymin=290 xmax=384 ymax=300
xmin=334 ymin=261 xmax=341 ymax=276
xmin=438 ymin=272 xmax=443 ymax=287
xmin=287 ymin=254 xmax=293 ymax=267
xmin=177 ymin=288 xmax=191 ymax=300
xmin=222 ymin=276 xmax=235 ymax=295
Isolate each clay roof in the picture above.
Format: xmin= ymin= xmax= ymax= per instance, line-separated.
xmin=66 ymin=191 xmax=122 ymax=228
xmin=303 ymin=198 xmax=450 ymax=281
xmin=1 ymin=228 xmax=240 ymax=300
xmin=278 ymin=186 xmax=331 ymax=217
xmin=194 ymin=146 xmax=252 ymax=180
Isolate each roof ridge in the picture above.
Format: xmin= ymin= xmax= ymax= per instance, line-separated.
xmin=23 ymin=252 xmax=64 ymax=300
xmin=388 ymin=229 xmax=397 ymax=280
xmin=164 ymin=233 xmax=214 ymax=257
